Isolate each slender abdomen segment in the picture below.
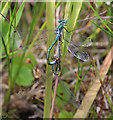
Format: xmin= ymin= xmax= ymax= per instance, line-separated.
xmin=47 ymin=36 xmax=59 ymax=65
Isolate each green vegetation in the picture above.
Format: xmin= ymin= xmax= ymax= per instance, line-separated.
xmin=1 ymin=1 xmax=113 ymax=119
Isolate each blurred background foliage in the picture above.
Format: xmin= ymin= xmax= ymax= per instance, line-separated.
xmin=0 ymin=1 xmax=113 ymax=119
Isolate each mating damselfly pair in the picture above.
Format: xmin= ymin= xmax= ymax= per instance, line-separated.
xmin=4 ymin=19 xmax=92 ymax=114
xmin=10 ymin=19 xmax=92 ymax=74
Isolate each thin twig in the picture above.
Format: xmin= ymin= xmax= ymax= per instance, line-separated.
xmin=50 ymin=76 xmax=59 ymax=119
xmin=78 ymin=16 xmax=113 ymax=22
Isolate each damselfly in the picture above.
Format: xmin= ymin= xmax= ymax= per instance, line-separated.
xmin=10 ymin=19 xmax=92 ymax=74
xmin=46 ymin=19 xmax=92 ymax=74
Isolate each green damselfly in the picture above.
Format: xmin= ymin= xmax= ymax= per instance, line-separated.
xmin=9 ymin=19 xmax=92 ymax=74
xmin=46 ymin=19 xmax=92 ymax=74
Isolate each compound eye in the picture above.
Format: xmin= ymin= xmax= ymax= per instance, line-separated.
xmin=58 ymin=19 xmax=61 ymax=23
xmin=65 ymin=20 xmax=67 ymax=24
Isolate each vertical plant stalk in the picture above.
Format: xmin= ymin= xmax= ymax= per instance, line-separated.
xmin=74 ymin=46 xmax=113 ymax=118
xmin=61 ymin=1 xmax=83 ymax=72
xmin=3 ymin=2 xmax=18 ymax=106
xmin=43 ymin=1 xmax=55 ymax=118
xmin=64 ymin=2 xmax=70 ymax=20
xmin=7 ymin=2 xmax=17 ymax=54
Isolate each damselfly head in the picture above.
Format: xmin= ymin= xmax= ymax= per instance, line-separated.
xmin=57 ymin=19 xmax=67 ymax=24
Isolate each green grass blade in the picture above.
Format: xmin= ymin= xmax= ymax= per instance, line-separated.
xmin=7 ymin=2 xmax=18 ymax=54
xmin=3 ymin=1 xmax=19 ymax=106
xmin=1 ymin=32 xmax=11 ymax=106
xmin=91 ymin=21 xmax=113 ymax=37
xmin=64 ymin=2 xmax=70 ymax=19
xmin=55 ymin=1 xmax=61 ymax=10
xmin=1 ymin=33 xmax=10 ymax=76
xmin=87 ymin=1 xmax=113 ymax=34
xmin=43 ymin=1 xmax=55 ymax=118
xmin=12 ymin=2 xmax=38 ymax=83
xmin=81 ymin=65 xmax=92 ymax=81
xmin=13 ymin=0 xmax=25 ymax=27
xmin=61 ymin=1 xmax=83 ymax=73
xmin=3 ymin=1 xmax=31 ymax=106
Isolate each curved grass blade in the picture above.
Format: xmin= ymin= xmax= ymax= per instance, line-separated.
xmin=74 ymin=46 xmax=113 ymax=118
